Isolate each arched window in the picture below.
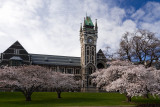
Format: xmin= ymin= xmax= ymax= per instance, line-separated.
xmin=86 ymin=46 xmax=90 ymax=63
xmin=87 ymin=47 xmax=89 ymax=55
xmin=92 ymin=56 xmax=94 ymax=63
xmin=92 ymin=47 xmax=94 ymax=55
xmin=97 ymin=63 xmax=105 ymax=69
xmin=88 ymin=66 xmax=93 ymax=74
xmin=91 ymin=47 xmax=95 ymax=63
xmin=87 ymin=56 xmax=89 ymax=63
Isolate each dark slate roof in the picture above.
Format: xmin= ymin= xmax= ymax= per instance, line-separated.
xmin=30 ymin=54 xmax=81 ymax=67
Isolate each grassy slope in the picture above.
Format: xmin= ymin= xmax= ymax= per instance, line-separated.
xmin=0 ymin=92 xmax=159 ymax=107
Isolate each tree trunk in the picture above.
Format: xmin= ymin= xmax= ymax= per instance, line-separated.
xmin=143 ymin=93 xmax=149 ymax=99
xmin=125 ymin=94 xmax=131 ymax=102
xmin=21 ymin=91 xmax=32 ymax=101
xmin=126 ymin=96 xmax=131 ymax=102
xmin=57 ymin=91 xmax=61 ymax=98
xmin=25 ymin=95 xmax=31 ymax=101
xmin=143 ymin=88 xmax=149 ymax=99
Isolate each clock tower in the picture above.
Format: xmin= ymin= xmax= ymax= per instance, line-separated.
xmin=80 ymin=16 xmax=98 ymax=89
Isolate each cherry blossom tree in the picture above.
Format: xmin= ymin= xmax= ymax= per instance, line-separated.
xmin=0 ymin=65 xmax=80 ymax=100
xmin=106 ymin=65 xmax=154 ymax=102
xmin=0 ymin=65 xmax=51 ymax=101
xmin=149 ymin=68 xmax=160 ymax=98
xmin=91 ymin=60 xmax=134 ymax=89
xmin=48 ymin=72 xmax=79 ymax=98
xmin=92 ymin=60 xmax=155 ymax=102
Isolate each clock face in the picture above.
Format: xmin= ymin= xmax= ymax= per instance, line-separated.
xmin=88 ymin=38 xmax=93 ymax=43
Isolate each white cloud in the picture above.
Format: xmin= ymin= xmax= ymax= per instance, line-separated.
xmin=0 ymin=0 xmax=159 ymax=57
xmin=131 ymin=9 xmax=145 ymax=21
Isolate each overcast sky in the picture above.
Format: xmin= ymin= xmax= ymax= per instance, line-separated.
xmin=0 ymin=0 xmax=160 ymax=57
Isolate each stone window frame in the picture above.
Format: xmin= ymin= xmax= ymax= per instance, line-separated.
xmin=66 ymin=68 xmax=73 ymax=74
xmin=14 ymin=49 xmax=19 ymax=55
xmin=75 ymin=68 xmax=80 ymax=74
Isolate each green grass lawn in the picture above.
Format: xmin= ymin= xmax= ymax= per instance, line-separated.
xmin=0 ymin=92 xmax=159 ymax=107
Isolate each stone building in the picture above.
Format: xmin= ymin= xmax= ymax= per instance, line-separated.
xmin=0 ymin=16 xmax=107 ymax=89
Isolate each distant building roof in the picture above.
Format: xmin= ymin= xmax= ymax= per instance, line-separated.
xmin=30 ymin=54 xmax=81 ymax=67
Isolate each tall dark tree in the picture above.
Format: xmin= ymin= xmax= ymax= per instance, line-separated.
xmin=118 ymin=32 xmax=132 ymax=61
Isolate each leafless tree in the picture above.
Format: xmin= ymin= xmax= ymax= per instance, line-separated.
xmin=104 ymin=45 xmax=119 ymax=61
xmin=118 ymin=32 xmax=132 ymax=61
xmin=118 ymin=29 xmax=160 ymax=67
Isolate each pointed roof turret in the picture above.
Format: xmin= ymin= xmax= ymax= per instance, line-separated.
xmin=97 ymin=49 xmax=107 ymax=61
xmin=97 ymin=49 xmax=103 ymax=54
xmin=83 ymin=17 xmax=86 ymax=27
xmin=95 ymin=19 xmax=98 ymax=30
xmin=84 ymin=16 xmax=94 ymax=27
xmin=80 ymin=23 xmax=82 ymax=32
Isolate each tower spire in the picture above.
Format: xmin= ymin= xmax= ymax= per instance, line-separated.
xmin=83 ymin=17 xmax=86 ymax=26
xmin=95 ymin=19 xmax=98 ymax=30
xmin=80 ymin=23 xmax=82 ymax=32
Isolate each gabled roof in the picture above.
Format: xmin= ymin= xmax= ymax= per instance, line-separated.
xmin=97 ymin=49 xmax=106 ymax=56
xmin=30 ymin=54 xmax=81 ymax=67
xmin=97 ymin=49 xmax=103 ymax=54
xmin=97 ymin=49 xmax=107 ymax=61
xmin=3 ymin=40 xmax=28 ymax=54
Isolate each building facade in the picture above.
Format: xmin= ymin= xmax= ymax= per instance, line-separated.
xmin=0 ymin=16 xmax=107 ymax=89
